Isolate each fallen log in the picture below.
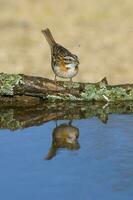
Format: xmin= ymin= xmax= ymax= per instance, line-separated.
xmin=1 ymin=73 xmax=133 ymax=130
xmin=0 ymin=73 xmax=133 ymax=102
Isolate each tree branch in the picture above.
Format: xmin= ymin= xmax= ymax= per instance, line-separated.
xmin=0 ymin=73 xmax=133 ymax=102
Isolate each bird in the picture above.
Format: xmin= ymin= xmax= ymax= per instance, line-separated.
xmin=41 ymin=28 xmax=79 ymax=82
xmin=45 ymin=121 xmax=80 ymax=160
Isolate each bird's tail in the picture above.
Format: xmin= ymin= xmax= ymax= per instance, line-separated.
xmin=45 ymin=146 xmax=57 ymax=160
xmin=41 ymin=28 xmax=56 ymax=47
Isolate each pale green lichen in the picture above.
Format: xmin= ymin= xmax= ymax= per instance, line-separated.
xmin=47 ymin=94 xmax=67 ymax=101
xmin=104 ymin=87 xmax=128 ymax=101
xmin=63 ymin=82 xmax=80 ymax=89
xmin=0 ymin=73 xmax=23 ymax=95
xmin=71 ymin=82 xmax=80 ymax=89
xmin=68 ymin=94 xmax=81 ymax=101
xmin=47 ymin=94 xmax=80 ymax=101
xmin=81 ymin=85 xmax=101 ymax=101
xmin=0 ymin=110 xmax=24 ymax=130
xmin=47 ymin=83 xmax=133 ymax=102
xmin=81 ymin=84 xmax=131 ymax=101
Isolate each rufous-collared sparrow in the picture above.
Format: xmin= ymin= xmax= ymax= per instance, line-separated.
xmin=41 ymin=28 xmax=79 ymax=82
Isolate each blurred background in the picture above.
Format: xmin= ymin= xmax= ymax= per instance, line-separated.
xmin=0 ymin=0 xmax=133 ymax=84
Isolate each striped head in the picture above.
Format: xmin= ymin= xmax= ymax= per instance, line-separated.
xmin=63 ymin=54 xmax=79 ymax=69
xmin=53 ymin=43 xmax=79 ymax=69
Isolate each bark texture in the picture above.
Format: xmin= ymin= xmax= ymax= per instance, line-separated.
xmin=0 ymin=73 xmax=133 ymax=102
xmin=0 ymin=73 xmax=133 ymax=130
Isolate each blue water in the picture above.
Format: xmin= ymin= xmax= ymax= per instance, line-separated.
xmin=0 ymin=114 xmax=133 ymax=200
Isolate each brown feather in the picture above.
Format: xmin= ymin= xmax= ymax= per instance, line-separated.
xmin=41 ymin=28 xmax=56 ymax=48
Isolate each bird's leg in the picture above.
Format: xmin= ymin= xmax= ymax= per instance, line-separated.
xmin=68 ymin=78 xmax=73 ymax=93
xmin=54 ymin=75 xmax=57 ymax=84
xmin=68 ymin=120 xmax=73 ymax=125
xmin=70 ymin=78 xmax=73 ymax=83
xmin=54 ymin=75 xmax=58 ymax=92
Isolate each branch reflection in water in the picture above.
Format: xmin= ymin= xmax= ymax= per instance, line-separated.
xmin=45 ymin=120 xmax=80 ymax=160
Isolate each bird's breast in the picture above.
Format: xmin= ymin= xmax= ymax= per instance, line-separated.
xmin=53 ymin=64 xmax=78 ymax=78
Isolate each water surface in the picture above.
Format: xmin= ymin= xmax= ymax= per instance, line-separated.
xmin=0 ymin=114 xmax=133 ymax=200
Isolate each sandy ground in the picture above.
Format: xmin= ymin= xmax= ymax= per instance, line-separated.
xmin=0 ymin=0 xmax=133 ymax=84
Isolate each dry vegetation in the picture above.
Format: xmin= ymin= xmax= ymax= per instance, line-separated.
xmin=0 ymin=0 xmax=133 ymax=84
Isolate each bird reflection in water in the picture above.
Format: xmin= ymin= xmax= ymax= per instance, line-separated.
xmin=45 ymin=120 xmax=80 ymax=160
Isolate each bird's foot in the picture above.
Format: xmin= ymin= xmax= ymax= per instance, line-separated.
xmin=69 ymin=78 xmax=73 ymax=84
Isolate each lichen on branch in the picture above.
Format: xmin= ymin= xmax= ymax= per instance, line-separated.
xmin=0 ymin=73 xmax=23 ymax=95
xmin=0 ymin=73 xmax=133 ymax=102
